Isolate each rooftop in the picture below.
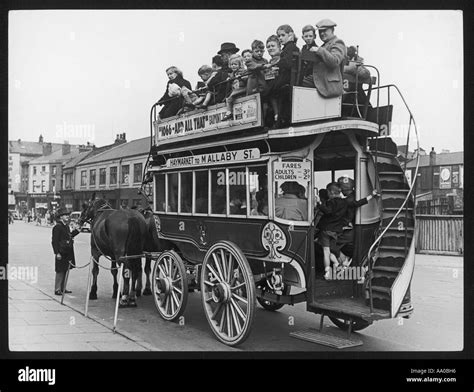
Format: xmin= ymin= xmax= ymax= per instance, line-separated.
xmin=28 ymin=146 xmax=82 ymax=164
xmin=78 ymin=137 xmax=149 ymax=166
xmin=406 ymin=151 xmax=463 ymax=168
xmin=8 ymin=140 xmax=64 ymax=156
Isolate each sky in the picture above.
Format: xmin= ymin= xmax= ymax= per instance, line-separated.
xmin=9 ymin=10 xmax=463 ymax=153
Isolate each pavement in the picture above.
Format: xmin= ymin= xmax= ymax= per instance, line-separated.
xmin=7 ymin=221 xmax=464 ymax=352
xmin=8 ymin=277 xmax=157 ymax=352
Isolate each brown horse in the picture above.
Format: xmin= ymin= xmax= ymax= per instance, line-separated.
xmin=80 ymin=195 xmax=147 ymax=307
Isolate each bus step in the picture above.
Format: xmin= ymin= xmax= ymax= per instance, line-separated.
xmin=290 ymin=328 xmax=363 ymax=349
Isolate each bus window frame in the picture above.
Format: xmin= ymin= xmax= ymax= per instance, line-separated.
xmin=151 ymin=159 xmax=270 ymax=220
xmin=270 ymin=156 xmax=313 ymax=227
xmin=178 ymin=171 xmax=193 ymax=216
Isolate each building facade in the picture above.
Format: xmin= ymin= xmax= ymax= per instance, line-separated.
xmin=71 ymin=136 xmax=151 ymax=211
xmin=406 ymin=148 xmax=463 ymax=214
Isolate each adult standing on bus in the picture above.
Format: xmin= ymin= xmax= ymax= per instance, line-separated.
xmin=303 ymin=19 xmax=346 ymax=98
xmin=51 ymin=207 xmax=79 ymax=295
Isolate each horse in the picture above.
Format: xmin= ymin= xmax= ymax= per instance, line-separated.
xmin=80 ymin=195 xmax=148 ymax=307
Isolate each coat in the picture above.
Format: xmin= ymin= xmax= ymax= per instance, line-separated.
xmin=261 ymin=41 xmax=299 ymax=99
xmin=206 ymin=69 xmax=229 ymax=104
xmin=245 ymin=56 xmax=268 ymax=95
xmin=307 ymin=35 xmax=347 ymax=98
xmin=52 ymin=221 xmax=79 ymax=273
xmin=158 ymin=76 xmax=192 ymax=119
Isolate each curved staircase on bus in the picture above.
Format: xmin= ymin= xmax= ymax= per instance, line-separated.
xmin=367 ymin=139 xmax=415 ymax=316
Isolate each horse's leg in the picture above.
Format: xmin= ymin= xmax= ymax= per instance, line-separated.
xmin=111 ymin=261 xmax=118 ymax=299
xmin=143 ymin=255 xmax=152 ymax=296
xmin=89 ymin=250 xmax=100 ymax=300
xmin=135 ymin=257 xmax=143 ymax=298
xmin=128 ymin=258 xmax=140 ymax=307
xmin=119 ymin=265 xmax=131 ymax=308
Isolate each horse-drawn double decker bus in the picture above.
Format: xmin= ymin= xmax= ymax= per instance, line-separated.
xmin=142 ymin=55 xmax=420 ymax=346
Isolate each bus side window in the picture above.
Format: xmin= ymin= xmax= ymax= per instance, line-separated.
xmin=155 ymin=173 xmax=165 ymax=212
xmin=229 ymin=167 xmax=247 ymax=216
xmin=180 ymin=172 xmax=192 ymax=213
xmin=249 ymin=165 xmax=268 ymax=216
xmin=211 ymin=169 xmax=226 ymax=215
xmin=167 ymin=172 xmax=178 ymax=213
xmin=195 ymin=170 xmax=209 ymax=214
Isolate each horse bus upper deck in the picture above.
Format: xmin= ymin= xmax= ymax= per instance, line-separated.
xmin=141 ymin=49 xmax=420 ymax=346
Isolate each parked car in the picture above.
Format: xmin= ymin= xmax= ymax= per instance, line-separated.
xmin=70 ymin=211 xmax=91 ymax=232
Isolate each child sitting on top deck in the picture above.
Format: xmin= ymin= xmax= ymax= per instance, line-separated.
xmin=201 ymin=55 xmax=229 ymax=108
xmin=222 ymin=55 xmax=248 ymax=121
xmin=181 ymin=65 xmax=215 ymax=112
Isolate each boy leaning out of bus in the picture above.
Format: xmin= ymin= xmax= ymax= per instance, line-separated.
xmin=316 ymin=182 xmax=347 ymax=279
xmin=222 ymin=55 xmax=248 ymax=121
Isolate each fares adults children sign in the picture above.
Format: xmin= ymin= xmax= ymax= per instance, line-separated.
xmin=273 ymin=161 xmax=312 ymax=181
xmin=154 ymin=94 xmax=261 ymax=142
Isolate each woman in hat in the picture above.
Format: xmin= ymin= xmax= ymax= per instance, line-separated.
xmin=275 ymin=181 xmax=308 ymax=221
xmin=51 ymin=207 xmax=80 ymax=295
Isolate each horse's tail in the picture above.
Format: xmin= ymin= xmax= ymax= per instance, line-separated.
xmin=125 ymin=215 xmax=145 ymax=257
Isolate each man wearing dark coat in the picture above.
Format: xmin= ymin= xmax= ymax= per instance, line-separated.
xmin=51 ymin=207 xmax=80 ymax=295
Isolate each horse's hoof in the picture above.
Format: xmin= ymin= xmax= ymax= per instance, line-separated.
xmin=89 ymin=293 xmax=98 ymax=300
xmin=119 ymin=299 xmax=129 ymax=308
xmin=143 ymin=287 xmax=152 ymax=296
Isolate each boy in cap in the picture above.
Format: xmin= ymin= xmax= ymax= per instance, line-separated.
xmin=303 ymin=19 xmax=347 ymax=98
xmin=51 ymin=207 xmax=80 ymax=295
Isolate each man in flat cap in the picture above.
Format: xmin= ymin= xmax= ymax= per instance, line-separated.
xmin=302 ymin=19 xmax=347 ymax=98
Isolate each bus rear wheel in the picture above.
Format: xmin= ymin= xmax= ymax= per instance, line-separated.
xmin=201 ymin=241 xmax=256 ymax=347
xmin=328 ymin=316 xmax=372 ymax=332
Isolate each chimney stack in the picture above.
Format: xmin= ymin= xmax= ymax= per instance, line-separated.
xmin=42 ymin=142 xmax=52 ymax=156
xmin=62 ymin=142 xmax=71 ymax=156
xmin=38 ymin=134 xmax=44 ymax=143
xmin=429 ymin=147 xmax=436 ymax=166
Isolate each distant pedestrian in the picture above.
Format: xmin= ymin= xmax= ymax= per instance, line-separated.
xmin=51 ymin=208 xmax=80 ymax=295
